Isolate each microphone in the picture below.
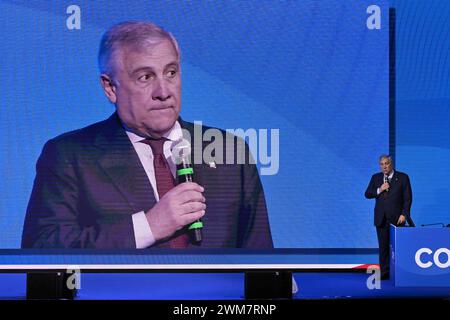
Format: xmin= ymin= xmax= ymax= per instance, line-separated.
xmin=384 ymin=175 xmax=390 ymax=192
xmin=421 ymin=223 xmax=445 ymax=227
xmin=172 ymin=139 xmax=203 ymax=243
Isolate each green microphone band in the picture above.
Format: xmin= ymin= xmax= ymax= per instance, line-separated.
xmin=177 ymin=167 xmax=194 ymax=176
xmin=188 ymin=221 xmax=203 ymax=230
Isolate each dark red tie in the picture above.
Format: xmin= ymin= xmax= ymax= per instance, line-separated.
xmin=142 ymin=138 xmax=189 ymax=248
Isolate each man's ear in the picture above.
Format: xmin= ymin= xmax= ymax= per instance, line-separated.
xmin=100 ymin=74 xmax=117 ymax=104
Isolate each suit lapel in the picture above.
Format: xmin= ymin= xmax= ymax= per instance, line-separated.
xmin=94 ymin=113 xmax=157 ymax=213
xmin=378 ymin=172 xmax=384 ymax=184
xmin=390 ymin=171 xmax=399 ymax=189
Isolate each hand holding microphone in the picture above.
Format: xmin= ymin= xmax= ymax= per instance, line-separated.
xmin=381 ymin=176 xmax=390 ymax=193
xmin=145 ymin=137 xmax=205 ymax=243
xmin=145 ymin=182 xmax=205 ymax=242
xmin=172 ymin=138 xmax=204 ymax=243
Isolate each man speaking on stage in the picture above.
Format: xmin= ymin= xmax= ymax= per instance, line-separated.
xmin=365 ymin=155 xmax=413 ymax=279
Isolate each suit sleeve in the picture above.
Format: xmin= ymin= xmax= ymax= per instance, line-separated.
xmin=364 ymin=174 xmax=379 ymax=199
xmin=402 ymin=174 xmax=413 ymax=217
xmin=21 ymin=139 xmax=136 ymax=249
xmin=237 ymin=142 xmax=273 ymax=249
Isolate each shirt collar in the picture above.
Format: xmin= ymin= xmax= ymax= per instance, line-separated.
xmin=124 ymin=121 xmax=183 ymax=144
xmin=385 ymin=170 xmax=394 ymax=179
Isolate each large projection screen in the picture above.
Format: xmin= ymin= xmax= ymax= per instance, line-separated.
xmin=0 ymin=0 xmax=389 ymax=268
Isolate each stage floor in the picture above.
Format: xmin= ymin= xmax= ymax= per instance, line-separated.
xmin=0 ymin=272 xmax=448 ymax=299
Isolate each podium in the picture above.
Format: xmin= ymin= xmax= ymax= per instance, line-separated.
xmin=390 ymin=224 xmax=450 ymax=287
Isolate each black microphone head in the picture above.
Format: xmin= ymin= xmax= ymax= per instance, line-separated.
xmin=383 ymin=175 xmax=390 ymax=193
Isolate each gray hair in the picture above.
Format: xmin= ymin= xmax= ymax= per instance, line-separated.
xmin=98 ymin=21 xmax=180 ymax=77
xmin=379 ymin=154 xmax=393 ymax=164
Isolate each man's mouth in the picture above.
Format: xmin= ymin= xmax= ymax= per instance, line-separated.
xmin=151 ymin=105 xmax=172 ymax=111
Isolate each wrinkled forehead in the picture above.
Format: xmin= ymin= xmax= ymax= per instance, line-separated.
xmin=379 ymin=157 xmax=391 ymax=165
xmin=109 ymin=39 xmax=179 ymax=75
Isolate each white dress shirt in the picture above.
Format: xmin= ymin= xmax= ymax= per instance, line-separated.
xmin=126 ymin=121 xmax=183 ymax=248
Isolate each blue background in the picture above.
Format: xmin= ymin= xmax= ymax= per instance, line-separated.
xmin=0 ymin=0 xmax=413 ymax=250
xmin=392 ymin=0 xmax=450 ymax=230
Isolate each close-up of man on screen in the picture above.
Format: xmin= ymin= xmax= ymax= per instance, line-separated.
xmin=21 ymin=21 xmax=273 ymax=249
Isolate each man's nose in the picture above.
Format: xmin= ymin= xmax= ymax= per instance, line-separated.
xmin=152 ymin=78 xmax=171 ymax=101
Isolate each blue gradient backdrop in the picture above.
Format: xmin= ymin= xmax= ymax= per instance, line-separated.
xmin=392 ymin=0 xmax=450 ymax=229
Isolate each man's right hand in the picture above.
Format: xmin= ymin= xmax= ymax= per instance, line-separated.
xmin=145 ymin=182 xmax=206 ymax=241
xmin=380 ymin=182 xmax=390 ymax=192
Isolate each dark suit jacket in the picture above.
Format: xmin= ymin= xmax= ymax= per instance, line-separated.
xmin=364 ymin=171 xmax=412 ymax=227
xmin=22 ymin=113 xmax=273 ymax=249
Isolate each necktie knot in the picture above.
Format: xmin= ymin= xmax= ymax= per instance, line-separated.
xmin=141 ymin=138 xmax=167 ymax=155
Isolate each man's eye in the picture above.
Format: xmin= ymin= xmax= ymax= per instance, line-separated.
xmin=138 ymin=74 xmax=154 ymax=82
xmin=167 ymin=70 xmax=177 ymax=78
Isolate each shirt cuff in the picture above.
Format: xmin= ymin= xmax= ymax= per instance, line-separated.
xmin=377 ymin=188 xmax=381 ymax=195
xmin=132 ymin=211 xmax=156 ymax=249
